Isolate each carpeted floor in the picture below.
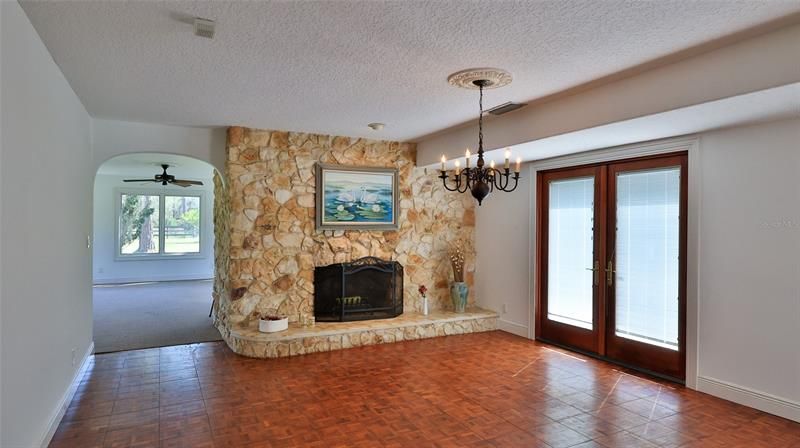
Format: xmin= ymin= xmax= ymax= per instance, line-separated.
xmin=93 ymin=279 xmax=222 ymax=353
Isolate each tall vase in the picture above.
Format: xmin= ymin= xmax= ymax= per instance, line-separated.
xmin=449 ymin=282 xmax=468 ymax=313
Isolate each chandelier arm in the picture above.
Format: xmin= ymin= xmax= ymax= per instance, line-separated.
xmin=492 ymin=170 xmax=503 ymax=190
xmin=452 ymin=171 xmax=467 ymax=193
xmin=439 ymin=173 xmax=461 ymax=192
xmin=500 ymin=173 xmax=509 ymax=191
xmin=441 ymin=181 xmax=459 ymax=192
xmin=505 ymin=170 xmax=515 ymax=188
xmin=496 ymin=174 xmax=520 ymax=192
xmin=454 ymin=172 xmax=464 ymax=191
xmin=457 ymin=173 xmax=470 ymax=193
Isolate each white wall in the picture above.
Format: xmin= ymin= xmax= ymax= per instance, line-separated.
xmin=695 ymin=119 xmax=800 ymax=418
xmin=476 ymin=117 xmax=800 ymax=421
xmin=475 ymin=173 xmax=531 ymax=338
xmin=1 ymin=2 xmax=94 ymax=446
xmin=92 ymin=119 xmax=227 ymax=175
xmin=93 ymin=174 xmax=215 ymax=284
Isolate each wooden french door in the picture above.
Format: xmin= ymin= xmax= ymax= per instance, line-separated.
xmin=537 ymin=166 xmax=606 ymax=354
xmin=536 ymin=153 xmax=687 ymax=381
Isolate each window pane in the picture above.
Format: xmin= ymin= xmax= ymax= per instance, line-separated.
xmin=120 ymin=194 xmax=160 ymax=255
xmin=164 ymin=196 xmax=201 ymax=254
xmin=548 ymin=177 xmax=594 ymax=330
xmin=615 ymin=167 xmax=680 ymax=350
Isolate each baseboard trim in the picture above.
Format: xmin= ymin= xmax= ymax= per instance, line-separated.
xmin=498 ymin=319 xmax=529 ymax=338
xmin=93 ymin=274 xmax=213 ymax=284
xmin=697 ymin=375 xmax=800 ymax=422
xmin=39 ymin=341 xmax=94 ymax=448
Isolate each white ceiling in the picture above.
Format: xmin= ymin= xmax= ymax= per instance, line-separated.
xmin=97 ymin=153 xmax=215 ymax=179
xmin=21 ymin=1 xmax=800 ymax=141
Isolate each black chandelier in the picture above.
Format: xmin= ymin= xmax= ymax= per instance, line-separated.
xmin=439 ymin=75 xmax=521 ymax=206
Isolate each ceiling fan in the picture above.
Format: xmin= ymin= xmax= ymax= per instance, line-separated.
xmin=123 ymin=164 xmax=204 ymax=187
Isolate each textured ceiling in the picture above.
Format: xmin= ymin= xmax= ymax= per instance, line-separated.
xmin=20 ymin=1 xmax=800 ymax=141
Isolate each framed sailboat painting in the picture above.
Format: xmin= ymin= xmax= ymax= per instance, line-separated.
xmin=315 ymin=163 xmax=399 ymax=230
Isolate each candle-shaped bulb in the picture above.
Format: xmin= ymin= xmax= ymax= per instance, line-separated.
xmin=454 ymin=159 xmax=461 ymax=175
xmin=440 ymin=155 xmax=446 ymax=172
xmin=515 ymin=157 xmax=522 ymax=173
xmin=504 ymin=148 xmax=511 ymax=169
xmin=490 ymin=160 xmax=496 ymax=169
xmin=465 ymin=149 xmax=471 ymax=168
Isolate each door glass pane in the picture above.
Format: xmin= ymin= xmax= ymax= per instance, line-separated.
xmin=164 ymin=196 xmax=201 ymax=254
xmin=120 ymin=194 xmax=160 ymax=255
xmin=615 ymin=167 xmax=680 ymax=350
xmin=548 ymin=177 xmax=594 ymax=330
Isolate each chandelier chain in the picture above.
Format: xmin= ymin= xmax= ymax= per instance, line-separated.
xmin=438 ymin=77 xmax=520 ymax=205
xmin=478 ymin=84 xmax=483 ymax=157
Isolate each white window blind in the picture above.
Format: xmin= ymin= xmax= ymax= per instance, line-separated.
xmin=548 ymin=177 xmax=595 ymax=330
xmin=615 ymin=167 xmax=680 ymax=350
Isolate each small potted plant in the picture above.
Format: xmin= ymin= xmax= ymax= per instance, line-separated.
xmin=255 ymin=311 xmax=289 ymax=333
xmin=418 ymin=284 xmax=429 ymax=316
xmin=449 ymin=246 xmax=468 ymax=313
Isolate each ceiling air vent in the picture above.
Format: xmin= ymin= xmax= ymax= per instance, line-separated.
xmin=486 ymin=102 xmax=527 ymax=116
xmin=194 ymin=18 xmax=216 ymax=39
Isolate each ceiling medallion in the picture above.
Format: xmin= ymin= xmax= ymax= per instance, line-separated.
xmin=440 ymin=68 xmax=520 ymax=205
xmin=447 ymin=68 xmax=512 ymax=90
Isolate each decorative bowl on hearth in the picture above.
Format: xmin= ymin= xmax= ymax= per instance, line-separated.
xmin=257 ymin=314 xmax=289 ymax=333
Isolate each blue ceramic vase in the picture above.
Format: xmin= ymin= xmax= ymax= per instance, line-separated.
xmin=449 ymin=282 xmax=468 ymax=313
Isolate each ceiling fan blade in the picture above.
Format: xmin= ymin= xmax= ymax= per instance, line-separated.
xmin=172 ymin=179 xmax=204 ymax=187
xmin=123 ymin=179 xmax=157 ymax=182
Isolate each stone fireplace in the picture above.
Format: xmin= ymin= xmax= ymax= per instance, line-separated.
xmin=212 ymin=127 xmax=497 ymax=359
xmin=314 ymin=257 xmax=403 ymax=322
xmin=214 ymin=126 xmax=476 ymax=331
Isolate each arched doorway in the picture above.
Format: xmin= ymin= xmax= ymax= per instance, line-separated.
xmin=92 ymin=153 xmax=222 ymax=352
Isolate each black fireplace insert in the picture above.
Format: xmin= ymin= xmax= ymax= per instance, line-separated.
xmin=314 ymin=257 xmax=403 ymax=322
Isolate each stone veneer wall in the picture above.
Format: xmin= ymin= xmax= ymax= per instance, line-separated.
xmin=216 ymin=127 xmax=475 ymax=328
xmin=212 ymin=170 xmax=232 ymax=328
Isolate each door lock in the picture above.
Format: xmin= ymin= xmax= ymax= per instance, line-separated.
xmin=606 ymin=260 xmax=616 ymax=286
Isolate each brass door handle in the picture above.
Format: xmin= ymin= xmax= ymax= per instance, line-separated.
xmin=585 ymin=260 xmax=600 ymax=286
xmin=606 ymin=261 xmax=616 ymax=286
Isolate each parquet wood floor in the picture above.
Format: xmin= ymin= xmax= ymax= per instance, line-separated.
xmin=49 ymin=331 xmax=800 ymax=447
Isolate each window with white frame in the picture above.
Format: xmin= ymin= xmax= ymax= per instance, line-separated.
xmin=118 ymin=191 xmax=202 ymax=257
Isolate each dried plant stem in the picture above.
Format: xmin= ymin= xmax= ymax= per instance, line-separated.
xmin=449 ymin=246 xmax=465 ymax=283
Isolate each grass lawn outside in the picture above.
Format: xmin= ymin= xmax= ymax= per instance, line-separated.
xmin=121 ymin=235 xmax=200 ymax=255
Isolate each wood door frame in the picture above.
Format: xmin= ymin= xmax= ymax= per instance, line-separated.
xmin=535 ymin=151 xmax=688 ymax=381
xmin=536 ymin=165 xmax=606 ymax=354
xmin=604 ymin=153 xmax=688 ymax=380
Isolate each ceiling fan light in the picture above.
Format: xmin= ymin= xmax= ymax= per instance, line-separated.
xmin=123 ymin=164 xmax=203 ymax=187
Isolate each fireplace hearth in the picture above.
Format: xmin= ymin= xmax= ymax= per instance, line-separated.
xmin=314 ymin=257 xmax=403 ymax=322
